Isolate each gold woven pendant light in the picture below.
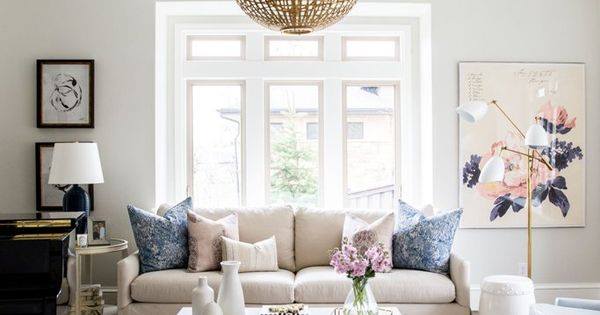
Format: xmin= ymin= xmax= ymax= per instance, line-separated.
xmin=235 ymin=0 xmax=358 ymax=35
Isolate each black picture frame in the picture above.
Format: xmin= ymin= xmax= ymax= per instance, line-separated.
xmin=35 ymin=142 xmax=94 ymax=211
xmin=37 ymin=59 xmax=95 ymax=128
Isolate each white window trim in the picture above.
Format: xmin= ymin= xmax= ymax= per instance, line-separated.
xmin=341 ymin=36 xmax=401 ymax=62
xmin=186 ymin=80 xmax=247 ymax=205
xmin=264 ymin=35 xmax=324 ymax=61
xmin=264 ymin=80 xmax=324 ymax=206
xmin=186 ymin=35 xmax=246 ymax=61
xmin=156 ymin=4 xmax=433 ymax=208
xmin=342 ymin=80 xmax=402 ymax=207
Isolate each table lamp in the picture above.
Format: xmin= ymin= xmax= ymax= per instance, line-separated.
xmin=48 ymin=142 xmax=104 ymax=216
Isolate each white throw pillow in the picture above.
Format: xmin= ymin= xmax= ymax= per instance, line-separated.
xmin=221 ymin=236 xmax=279 ymax=273
xmin=342 ymin=212 xmax=395 ymax=267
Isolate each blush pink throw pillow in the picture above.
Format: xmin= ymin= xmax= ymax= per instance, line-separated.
xmin=187 ymin=211 xmax=239 ymax=272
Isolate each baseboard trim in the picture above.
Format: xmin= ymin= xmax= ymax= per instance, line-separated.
xmin=470 ymin=282 xmax=600 ymax=311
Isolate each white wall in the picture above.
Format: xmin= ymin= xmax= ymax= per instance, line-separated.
xmin=0 ymin=0 xmax=599 ymax=294
xmin=429 ymin=0 xmax=600 ymax=285
xmin=0 ymin=0 xmax=156 ymax=284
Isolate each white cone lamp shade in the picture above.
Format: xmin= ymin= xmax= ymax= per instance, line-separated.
xmin=479 ymin=156 xmax=505 ymax=183
xmin=48 ymin=143 xmax=104 ymax=185
xmin=456 ymin=101 xmax=489 ymax=123
xmin=524 ymin=124 xmax=549 ymax=149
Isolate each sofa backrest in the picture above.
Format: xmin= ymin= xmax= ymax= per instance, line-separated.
xmin=192 ymin=205 xmax=296 ymax=272
xmin=294 ymin=207 xmax=393 ymax=270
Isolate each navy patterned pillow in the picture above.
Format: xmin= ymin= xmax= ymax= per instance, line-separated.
xmin=127 ymin=198 xmax=191 ymax=273
xmin=392 ymin=203 xmax=462 ymax=274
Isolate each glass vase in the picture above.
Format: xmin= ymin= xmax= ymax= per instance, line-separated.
xmin=343 ymin=278 xmax=378 ymax=315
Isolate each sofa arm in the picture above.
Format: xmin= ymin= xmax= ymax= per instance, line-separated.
xmin=449 ymin=253 xmax=470 ymax=308
xmin=118 ymin=251 xmax=140 ymax=309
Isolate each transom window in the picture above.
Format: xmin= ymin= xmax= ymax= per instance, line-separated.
xmin=342 ymin=36 xmax=400 ymax=61
xmin=265 ymin=36 xmax=323 ymax=61
xmin=186 ymin=35 xmax=246 ymax=60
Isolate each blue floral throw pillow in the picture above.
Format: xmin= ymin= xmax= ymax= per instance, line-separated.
xmin=392 ymin=203 xmax=462 ymax=274
xmin=127 ymin=197 xmax=191 ymax=273
xmin=395 ymin=200 xmax=426 ymax=231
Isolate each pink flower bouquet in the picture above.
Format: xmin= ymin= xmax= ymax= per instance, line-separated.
xmin=330 ymin=238 xmax=391 ymax=314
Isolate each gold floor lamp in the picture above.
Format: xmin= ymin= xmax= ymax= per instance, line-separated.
xmin=457 ymin=100 xmax=553 ymax=279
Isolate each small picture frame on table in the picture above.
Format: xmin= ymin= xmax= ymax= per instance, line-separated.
xmin=37 ymin=59 xmax=94 ymax=128
xmin=35 ymin=142 xmax=94 ymax=211
xmin=88 ymin=219 xmax=109 ymax=245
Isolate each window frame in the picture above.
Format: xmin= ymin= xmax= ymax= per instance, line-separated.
xmin=341 ymin=36 xmax=401 ymax=62
xmin=342 ymin=80 xmax=402 ymax=207
xmin=186 ymin=80 xmax=247 ymax=206
xmin=264 ymin=80 xmax=324 ymax=206
xmin=264 ymin=36 xmax=324 ymax=61
xmin=186 ymin=35 xmax=246 ymax=61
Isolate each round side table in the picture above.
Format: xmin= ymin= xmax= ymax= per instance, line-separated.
xmin=479 ymin=275 xmax=535 ymax=315
xmin=74 ymin=238 xmax=128 ymax=315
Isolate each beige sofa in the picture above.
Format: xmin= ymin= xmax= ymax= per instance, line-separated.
xmin=117 ymin=206 xmax=470 ymax=315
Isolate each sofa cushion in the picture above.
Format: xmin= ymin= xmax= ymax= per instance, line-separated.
xmin=295 ymin=207 xmax=392 ymax=269
xmin=193 ymin=206 xmax=295 ymax=271
xmin=294 ymin=266 xmax=456 ymax=303
xmin=131 ymin=269 xmax=294 ymax=304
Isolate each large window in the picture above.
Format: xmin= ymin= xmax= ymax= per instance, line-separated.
xmin=267 ymin=82 xmax=321 ymax=206
xmin=188 ymin=82 xmax=244 ymax=207
xmin=171 ymin=26 xmax=409 ymax=209
xmin=344 ymin=82 xmax=399 ymax=209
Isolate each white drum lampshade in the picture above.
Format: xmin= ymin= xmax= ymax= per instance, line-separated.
xmin=479 ymin=156 xmax=505 ymax=183
xmin=456 ymin=101 xmax=489 ymax=123
xmin=49 ymin=142 xmax=104 ymax=185
xmin=524 ymin=124 xmax=549 ymax=149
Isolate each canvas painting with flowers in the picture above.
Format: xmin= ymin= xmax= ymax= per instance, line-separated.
xmin=459 ymin=62 xmax=585 ymax=228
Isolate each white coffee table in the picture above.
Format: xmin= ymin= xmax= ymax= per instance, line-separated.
xmin=177 ymin=306 xmax=401 ymax=315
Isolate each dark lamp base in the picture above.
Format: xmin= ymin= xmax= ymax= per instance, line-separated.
xmin=63 ymin=184 xmax=90 ymax=234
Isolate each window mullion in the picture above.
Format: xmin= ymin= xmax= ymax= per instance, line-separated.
xmin=323 ymin=79 xmax=344 ymax=208
xmin=245 ymin=78 xmax=266 ymax=206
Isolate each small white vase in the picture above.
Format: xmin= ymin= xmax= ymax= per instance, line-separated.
xmin=202 ymin=301 xmax=223 ymax=315
xmin=192 ymin=277 xmax=214 ymax=315
xmin=217 ymin=261 xmax=245 ymax=315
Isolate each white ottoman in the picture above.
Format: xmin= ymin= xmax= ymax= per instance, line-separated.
xmin=479 ymin=275 xmax=536 ymax=315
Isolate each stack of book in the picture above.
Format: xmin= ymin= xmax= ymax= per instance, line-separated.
xmin=71 ymin=284 xmax=104 ymax=315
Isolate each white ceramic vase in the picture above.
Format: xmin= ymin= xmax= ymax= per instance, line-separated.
xmin=192 ymin=277 xmax=214 ymax=315
xmin=202 ymin=301 xmax=223 ymax=315
xmin=217 ymin=261 xmax=245 ymax=315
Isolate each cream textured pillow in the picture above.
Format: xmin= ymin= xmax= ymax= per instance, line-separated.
xmin=187 ymin=211 xmax=239 ymax=272
xmin=221 ymin=236 xmax=278 ymax=273
xmin=342 ymin=212 xmax=395 ymax=266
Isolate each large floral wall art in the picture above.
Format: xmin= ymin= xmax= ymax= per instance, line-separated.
xmin=459 ymin=62 xmax=585 ymax=228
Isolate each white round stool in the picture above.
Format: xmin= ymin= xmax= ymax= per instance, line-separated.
xmin=479 ymin=275 xmax=536 ymax=315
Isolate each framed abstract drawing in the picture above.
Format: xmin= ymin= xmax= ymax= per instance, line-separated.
xmin=37 ymin=59 xmax=94 ymax=128
xmin=35 ymin=142 xmax=94 ymax=211
xmin=458 ymin=62 xmax=585 ymax=228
